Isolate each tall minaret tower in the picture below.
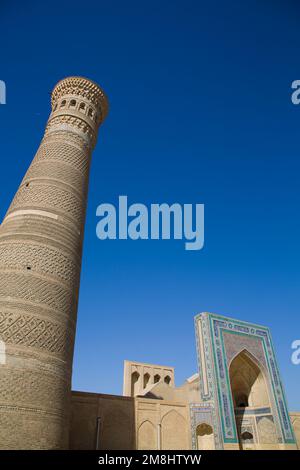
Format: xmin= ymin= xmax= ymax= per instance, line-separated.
xmin=0 ymin=77 xmax=108 ymax=449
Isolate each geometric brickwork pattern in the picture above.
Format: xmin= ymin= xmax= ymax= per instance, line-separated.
xmin=194 ymin=313 xmax=296 ymax=448
xmin=0 ymin=77 xmax=108 ymax=449
xmin=0 ymin=309 xmax=74 ymax=357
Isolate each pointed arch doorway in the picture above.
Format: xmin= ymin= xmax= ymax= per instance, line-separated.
xmin=229 ymin=349 xmax=271 ymax=450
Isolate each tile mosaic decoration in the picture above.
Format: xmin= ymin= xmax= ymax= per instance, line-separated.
xmin=194 ymin=313 xmax=296 ymax=446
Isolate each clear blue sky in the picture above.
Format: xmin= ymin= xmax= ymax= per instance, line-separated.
xmin=1 ymin=0 xmax=299 ymax=410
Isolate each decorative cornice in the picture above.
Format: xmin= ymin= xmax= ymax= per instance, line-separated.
xmin=45 ymin=115 xmax=95 ymax=146
xmin=51 ymin=76 xmax=109 ymax=123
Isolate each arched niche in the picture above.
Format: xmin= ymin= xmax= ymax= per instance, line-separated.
xmin=143 ymin=373 xmax=150 ymax=389
xmin=196 ymin=423 xmax=215 ymax=450
xmin=229 ymin=349 xmax=270 ymax=409
xmin=138 ymin=420 xmax=156 ymax=450
xmin=131 ymin=371 xmax=140 ymax=396
xmin=164 ymin=375 xmax=171 ymax=385
xmin=154 ymin=374 xmax=161 ymax=384
xmin=161 ymin=410 xmax=188 ymax=450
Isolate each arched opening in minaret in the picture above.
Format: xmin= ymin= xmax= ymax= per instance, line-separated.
xmin=88 ymin=108 xmax=95 ymax=120
xmin=229 ymin=350 xmax=271 ymax=449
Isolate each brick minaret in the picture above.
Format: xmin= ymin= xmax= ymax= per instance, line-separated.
xmin=0 ymin=77 xmax=108 ymax=449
